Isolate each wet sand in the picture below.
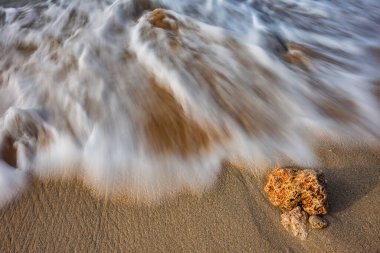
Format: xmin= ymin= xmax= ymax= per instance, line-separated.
xmin=0 ymin=140 xmax=379 ymax=252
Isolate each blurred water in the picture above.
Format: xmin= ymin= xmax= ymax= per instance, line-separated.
xmin=0 ymin=0 xmax=379 ymax=205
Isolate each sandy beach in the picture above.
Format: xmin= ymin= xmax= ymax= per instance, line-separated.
xmin=0 ymin=0 xmax=379 ymax=252
xmin=0 ymin=139 xmax=379 ymax=252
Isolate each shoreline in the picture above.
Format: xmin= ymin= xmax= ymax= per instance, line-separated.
xmin=0 ymin=140 xmax=379 ymax=252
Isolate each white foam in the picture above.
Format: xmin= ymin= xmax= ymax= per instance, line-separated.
xmin=0 ymin=0 xmax=378 ymax=206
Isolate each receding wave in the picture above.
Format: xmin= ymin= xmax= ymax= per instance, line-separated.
xmin=0 ymin=0 xmax=379 ymax=205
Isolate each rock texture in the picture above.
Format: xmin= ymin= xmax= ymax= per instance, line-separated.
xmin=264 ymin=167 xmax=328 ymax=216
xmin=265 ymin=167 xmax=329 ymax=240
xmin=280 ymin=206 xmax=308 ymax=240
xmin=309 ymin=215 xmax=328 ymax=229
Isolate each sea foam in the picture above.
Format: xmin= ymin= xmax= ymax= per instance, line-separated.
xmin=0 ymin=0 xmax=379 ymax=205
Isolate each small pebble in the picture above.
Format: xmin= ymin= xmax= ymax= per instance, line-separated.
xmin=309 ymin=215 xmax=328 ymax=229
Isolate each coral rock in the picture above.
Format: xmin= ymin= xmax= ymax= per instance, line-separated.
xmin=309 ymin=215 xmax=328 ymax=229
xmin=264 ymin=167 xmax=328 ymax=216
xmin=281 ymin=206 xmax=308 ymax=240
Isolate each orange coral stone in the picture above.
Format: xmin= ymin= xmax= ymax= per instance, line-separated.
xmin=264 ymin=167 xmax=328 ymax=215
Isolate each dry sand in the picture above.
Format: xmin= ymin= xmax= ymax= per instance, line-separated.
xmin=0 ymin=140 xmax=379 ymax=252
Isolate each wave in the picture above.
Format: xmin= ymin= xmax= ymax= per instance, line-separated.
xmin=0 ymin=0 xmax=379 ymax=206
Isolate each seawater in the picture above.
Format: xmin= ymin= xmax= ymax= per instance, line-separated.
xmin=0 ymin=0 xmax=379 ymax=206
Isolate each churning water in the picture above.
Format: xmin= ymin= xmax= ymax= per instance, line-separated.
xmin=0 ymin=0 xmax=379 ymax=205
